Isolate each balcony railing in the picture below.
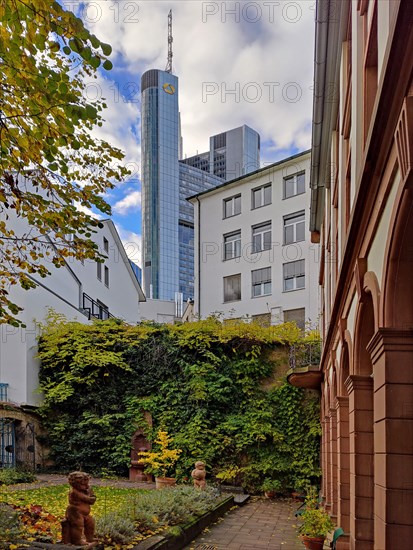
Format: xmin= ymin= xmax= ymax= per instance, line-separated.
xmin=289 ymin=341 xmax=322 ymax=370
xmin=82 ymin=293 xmax=114 ymax=321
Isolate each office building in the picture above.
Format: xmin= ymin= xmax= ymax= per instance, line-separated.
xmin=189 ymin=150 xmax=319 ymax=326
xmin=141 ymin=68 xmax=260 ymax=302
xmin=141 ymin=68 xmax=180 ymax=301
xmin=182 ymin=125 xmax=260 ymax=181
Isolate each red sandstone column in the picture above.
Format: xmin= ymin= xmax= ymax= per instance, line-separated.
xmin=367 ymin=329 xmax=413 ymax=550
xmin=321 ymin=413 xmax=327 ymax=502
xmin=324 ymin=414 xmax=332 ymax=511
xmin=336 ymin=396 xmax=350 ymax=533
xmin=329 ymin=407 xmax=338 ymax=518
xmin=346 ymin=375 xmax=374 ymax=550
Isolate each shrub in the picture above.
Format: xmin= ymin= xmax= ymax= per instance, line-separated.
xmin=130 ymin=486 xmax=223 ymax=531
xmin=95 ymin=513 xmax=136 ymax=544
xmin=0 ymin=503 xmax=22 ymax=547
xmin=0 ymin=468 xmax=37 ymax=485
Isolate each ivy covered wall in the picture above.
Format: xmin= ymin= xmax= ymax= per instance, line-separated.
xmin=37 ymin=314 xmax=321 ymax=492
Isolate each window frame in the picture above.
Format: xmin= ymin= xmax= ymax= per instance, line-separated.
xmin=252 ymin=221 xmax=272 ymax=253
xmin=251 ymin=183 xmax=272 ymax=210
xmin=223 ymin=273 xmax=241 ymax=303
xmin=283 ymin=211 xmax=305 ymax=245
xmin=251 ymin=267 xmax=272 ymax=298
xmin=283 ymin=259 xmax=305 ymax=292
xmin=97 ymin=262 xmax=102 ymax=281
xmin=104 ymin=265 xmax=109 ymax=287
xmin=283 ymin=171 xmax=306 ymax=199
xmin=103 ymin=237 xmax=109 ymax=254
xmin=223 ymin=194 xmax=241 ymax=219
xmin=223 ymin=230 xmax=241 ymax=261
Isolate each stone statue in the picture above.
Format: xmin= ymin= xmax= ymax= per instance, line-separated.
xmin=61 ymin=471 xmax=96 ymax=545
xmin=191 ymin=461 xmax=207 ymax=489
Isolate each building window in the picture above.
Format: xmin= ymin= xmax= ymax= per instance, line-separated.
xmin=103 ymin=237 xmax=109 ymax=253
xmin=224 ymin=231 xmax=241 ymax=260
xmin=252 ymin=267 xmax=271 ymax=297
xmin=252 ymin=183 xmax=271 ymax=209
xmin=283 ymin=171 xmax=305 ymax=199
xmin=252 ymin=222 xmax=271 ymax=253
xmin=224 ymin=274 xmax=241 ymax=302
xmin=97 ymin=262 xmax=102 ymax=281
xmin=283 ymin=259 xmax=305 ymax=291
xmin=104 ymin=266 xmax=109 ymax=287
xmin=284 ymin=308 xmax=305 ymax=331
xmin=284 ymin=211 xmax=305 ymax=244
xmin=223 ymin=194 xmax=241 ymax=218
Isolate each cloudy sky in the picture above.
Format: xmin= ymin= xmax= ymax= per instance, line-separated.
xmin=76 ymin=1 xmax=316 ymax=266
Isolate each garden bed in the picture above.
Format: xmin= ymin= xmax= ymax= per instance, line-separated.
xmin=0 ymin=484 xmax=230 ymax=549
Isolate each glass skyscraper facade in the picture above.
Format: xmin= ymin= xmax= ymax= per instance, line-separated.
xmin=178 ymin=164 xmax=221 ymax=300
xmin=141 ymin=69 xmax=179 ymax=300
xmin=181 ymin=125 xmax=260 ymax=182
xmin=141 ymin=71 xmax=260 ymax=303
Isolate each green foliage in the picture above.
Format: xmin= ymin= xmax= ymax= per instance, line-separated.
xmin=0 ymin=468 xmax=37 ymax=485
xmin=138 ymin=430 xmax=182 ymax=478
xmin=128 ymin=486 xmax=223 ymax=531
xmin=37 ymin=317 xmax=321 ymax=491
xmin=0 ymin=1 xmax=130 ymax=325
xmin=95 ymin=513 xmax=136 ymax=544
xmin=0 ymin=503 xmax=22 ymax=547
xmin=299 ymin=506 xmax=335 ymax=538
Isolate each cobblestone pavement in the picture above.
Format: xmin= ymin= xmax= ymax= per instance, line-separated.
xmin=184 ymin=497 xmax=304 ymax=550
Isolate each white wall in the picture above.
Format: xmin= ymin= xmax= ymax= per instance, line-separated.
xmin=193 ymin=152 xmax=320 ymax=326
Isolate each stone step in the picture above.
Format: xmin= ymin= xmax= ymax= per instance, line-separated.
xmin=233 ymin=494 xmax=251 ymax=505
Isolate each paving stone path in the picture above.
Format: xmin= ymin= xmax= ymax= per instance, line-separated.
xmin=184 ymin=497 xmax=304 ymax=550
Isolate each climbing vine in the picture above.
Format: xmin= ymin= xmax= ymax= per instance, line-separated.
xmin=37 ymin=314 xmax=321 ymax=492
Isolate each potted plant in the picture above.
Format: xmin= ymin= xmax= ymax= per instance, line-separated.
xmin=138 ymin=430 xmax=182 ymax=489
xmin=261 ymin=479 xmax=283 ymax=498
xmin=299 ymin=505 xmax=335 ymax=549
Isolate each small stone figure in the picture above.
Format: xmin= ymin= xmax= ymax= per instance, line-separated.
xmin=191 ymin=461 xmax=207 ymax=489
xmin=61 ymin=471 xmax=96 ymax=545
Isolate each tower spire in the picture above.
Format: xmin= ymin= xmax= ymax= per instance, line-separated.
xmin=165 ymin=9 xmax=173 ymax=73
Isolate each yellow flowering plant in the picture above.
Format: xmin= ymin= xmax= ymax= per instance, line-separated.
xmin=138 ymin=430 xmax=182 ymax=479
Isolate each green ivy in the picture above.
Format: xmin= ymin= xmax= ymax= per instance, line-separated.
xmin=37 ymin=317 xmax=321 ymax=491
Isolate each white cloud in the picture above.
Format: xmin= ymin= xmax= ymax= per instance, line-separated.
xmin=84 ymin=1 xmax=315 ymax=162
xmin=113 ymin=190 xmax=142 ymax=214
xmin=75 ymin=203 xmax=103 ymax=219
xmin=115 ymin=225 xmax=142 ymax=266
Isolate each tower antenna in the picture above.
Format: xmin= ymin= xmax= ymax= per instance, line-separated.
xmin=165 ymin=9 xmax=173 ymax=73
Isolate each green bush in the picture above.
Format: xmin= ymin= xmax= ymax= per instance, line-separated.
xmin=0 ymin=503 xmax=22 ymax=547
xmin=95 ymin=513 xmax=136 ymax=544
xmin=130 ymin=486 xmax=222 ymax=531
xmin=0 ymin=468 xmax=37 ymax=485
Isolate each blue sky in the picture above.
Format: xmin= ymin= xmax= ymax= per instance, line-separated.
xmin=75 ymin=1 xmax=316 ymax=266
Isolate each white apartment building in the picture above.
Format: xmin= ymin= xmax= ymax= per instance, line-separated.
xmin=0 ymin=217 xmax=145 ymax=409
xmin=189 ymin=150 xmax=319 ymax=328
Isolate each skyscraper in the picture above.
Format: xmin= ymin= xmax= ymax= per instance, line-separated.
xmin=141 ymin=68 xmax=180 ymax=300
xmin=181 ymin=125 xmax=260 ymax=181
xmin=140 ymin=16 xmax=260 ymax=302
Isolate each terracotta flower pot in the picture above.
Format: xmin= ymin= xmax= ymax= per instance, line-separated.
xmin=264 ymin=490 xmax=276 ymax=499
xmin=300 ymin=534 xmax=326 ymax=549
xmin=155 ymin=477 xmax=177 ymax=489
